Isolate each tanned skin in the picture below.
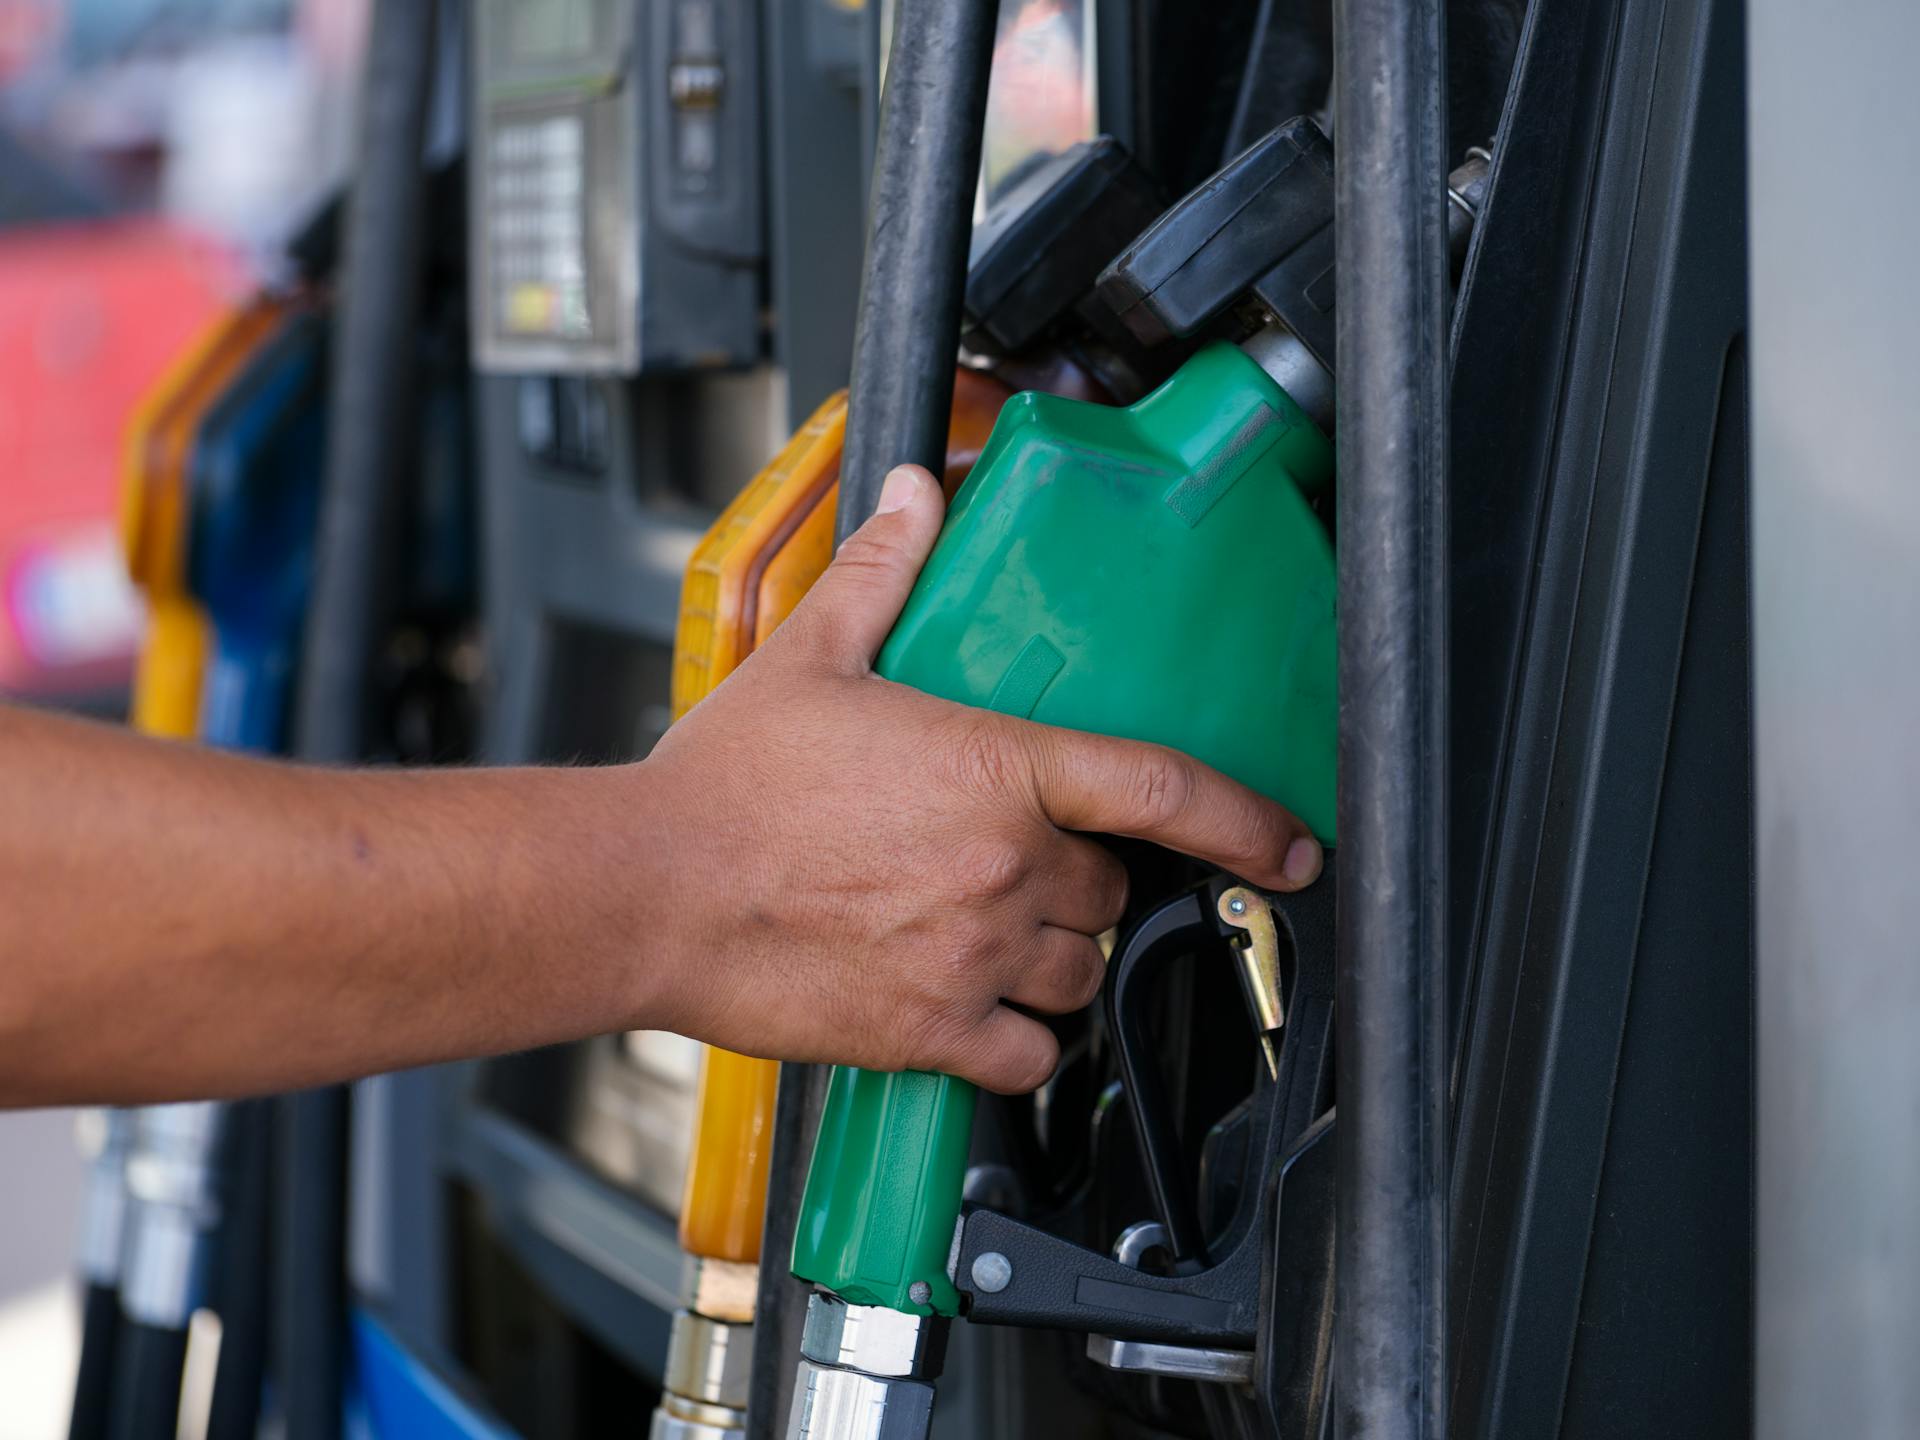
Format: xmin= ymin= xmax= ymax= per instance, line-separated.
xmin=0 ymin=466 xmax=1321 ymax=1108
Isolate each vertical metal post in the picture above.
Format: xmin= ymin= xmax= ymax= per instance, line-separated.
xmin=281 ymin=2 xmax=438 ymax=1434
xmin=1331 ymin=0 xmax=1450 ymax=1434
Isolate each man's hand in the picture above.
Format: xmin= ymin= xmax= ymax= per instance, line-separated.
xmin=639 ymin=464 xmax=1322 ymax=1094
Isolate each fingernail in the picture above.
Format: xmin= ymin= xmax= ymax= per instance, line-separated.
xmin=875 ymin=466 xmax=922 ymax=514
xmin=1283 ymin=836 xmax=1323 ymax=887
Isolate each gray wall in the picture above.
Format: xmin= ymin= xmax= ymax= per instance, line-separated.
xmin=1751 ymin=3 xmax=1920 ymax=1436
xmin=0 ymin=1111 xmax=83 ymax=1301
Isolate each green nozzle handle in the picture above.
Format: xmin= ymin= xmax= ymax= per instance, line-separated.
xmin=790 ymin=343 xmax=1338 ymax=1317
xmin=792 ymin=1067 xmax=976 ymax=1314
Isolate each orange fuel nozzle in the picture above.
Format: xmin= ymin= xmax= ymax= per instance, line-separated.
xmin=120 ymin=298 xmax=291 ymax=738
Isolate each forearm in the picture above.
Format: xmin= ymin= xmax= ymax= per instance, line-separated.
xmin=0 ymin=467 xmax=1319 ymax=1106
xmin=0 ymin=704 xmax=660 ymax=1106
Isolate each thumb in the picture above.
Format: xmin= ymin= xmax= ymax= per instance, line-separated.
xmin=789 ymin=464 xmax=944 ymax=671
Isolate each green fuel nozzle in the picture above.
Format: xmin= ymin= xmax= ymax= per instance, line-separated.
xmin=791 ymin=332 xmax=1340 ymax=1317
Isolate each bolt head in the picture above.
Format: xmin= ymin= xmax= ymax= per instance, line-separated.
xmin=1228 ymin=896 xmax=1247 ymax=914
xmin=970 ymin=1251 xmax=1013 ymax=1294
xmin=907 ymin=1281 xmax=931 ymax=1305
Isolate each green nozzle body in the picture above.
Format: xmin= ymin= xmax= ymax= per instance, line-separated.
xmin=792 ymin=342 xmax=1338 ymax=1316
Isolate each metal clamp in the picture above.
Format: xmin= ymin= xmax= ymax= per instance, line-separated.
xmin=799 ymin=1293 xmax=946 ymax=1380
xmin=786 ymin=1360 xmax=935 ymax=1440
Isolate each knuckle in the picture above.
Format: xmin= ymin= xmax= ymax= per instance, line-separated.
xmin=1130 ymin=747 xmax=1195 ymax=829
xmin=833 ymin=528 xmax=910 ymax=579
xmin=1068 ymin=942 xmax=1107 ymax=1009
xmin=929 ymin=916 xmax=1006 ymax=1005
xmin=1097 ymin=858 xmax=1130 ymax=926
xmin=942 ymin=716 xmax=1023 ymax=798
xmin=1225 ymin=801 xmax=1287 ymax=871
xmin=1008 ymin=1032 xmax=1061 ymax=1093
xmin=952 ymin=835 xmax=1030 ymax=904
xmin=897 ymin=992 xmax=963 ymax=1071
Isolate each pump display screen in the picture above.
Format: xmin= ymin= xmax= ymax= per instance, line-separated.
xmin=472 ymin=0 xmax=638 ymax=372
xmin=503 ymin=0 xmax=598 ymax=65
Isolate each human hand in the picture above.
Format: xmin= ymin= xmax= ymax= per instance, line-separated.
xmin=638 ymin=464 xmax=1322 ymax=1093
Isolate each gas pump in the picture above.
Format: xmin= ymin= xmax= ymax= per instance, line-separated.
xmin=469 ymin=0 xmax=762 ymax=376
xmin=779 ymin=120 xmax=1493 ymax=1440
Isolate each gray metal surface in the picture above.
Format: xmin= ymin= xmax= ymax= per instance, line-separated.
xmin=349 ymin=1066 xmax=455 ymax=1359
xmin=119 ymin=1103 xmax=227 ymax=1328
xmin=785 ymin=1359 xmax=936 ymax=1440
xmin=1085 ymin=1334 xmax=1254 ymax=1384
xmin=665 ymin=1310 xmax=755 ymax=1408
xmin=448 ymin=1107 xmax=685 ymax=1380
xmin=474 ymin=373 xmax=703 ymax=767
xmin=73 ymin=1109 xmax=135 ymax=1287
xmin=762 ymin=0 xmax=869 ymax=426
xmin=1751 ymin=2 xmax=1920 ymax=1436
xmin=799 ymin=1295 xmax=944 ymax=1380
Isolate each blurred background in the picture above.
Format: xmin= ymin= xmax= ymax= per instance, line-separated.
xmin=0 ymin=0 xmax=364 ymax=715
xmin=0 ymin=2 xmax=364 ymax=1434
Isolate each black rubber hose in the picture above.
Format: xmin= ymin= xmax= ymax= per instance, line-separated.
xmin=206 ymin=1101 xmax=272 ymax=1440
xmin=67 ymin=1282 xmax=121 ymax=1440
xmin=105 ymin=1321 xmax=188 ymax=1440
xmin=294 ymin=2 xmax=436 ymax=759
xmin=832 ymin=0 xmax=1000 ymax=543
xmin=747 ymin=5 xmax=1000 ymax=1436
xmin=745 ymin=1066 xmax=830 ymax=1439
xmin=273 ymin=1089 xmax=348 ymax=1440
xmin=279 ymin=3 xmax=439 ymax=1436
xmin=1330 ymin=0 xmax=1452 ymax=1435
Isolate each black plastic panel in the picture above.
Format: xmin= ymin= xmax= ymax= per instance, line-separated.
xmin=1444 ymin=0 xmax=1751 ymax=1432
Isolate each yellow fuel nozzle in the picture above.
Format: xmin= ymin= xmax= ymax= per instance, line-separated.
xmin=671 ymin=386 xmax=848 ymax=1269
xmin=119 ymin=298 xmax=288 ymax=739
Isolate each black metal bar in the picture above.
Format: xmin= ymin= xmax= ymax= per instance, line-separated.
xmin=294 ymin=1 xmax=436 ymax=759
xmin=105 ymin=1322 xmax=188 ymax=1440
xmin=279 ymin=2 xmax=438 ymax=1436
xmin=745 ymin=1065 xmax=828 ymax=1439
xmin=68 ymin=1282 xmax=121 ymax=1440
xmin=206 ymin=1101 xmax=273 ymax=1440
xmin=832 ymin=0 xmax=1000 ymax=543
xmin=1331 ymin=0 xmax=1450 ymax=1434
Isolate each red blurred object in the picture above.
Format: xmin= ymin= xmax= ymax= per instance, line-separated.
xmin=0 ymin=218 xmax=242 ymax=702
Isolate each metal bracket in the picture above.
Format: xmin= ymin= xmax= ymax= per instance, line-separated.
xmin=1087 ymin=1333 xmax=1254 ymax=1384
xmin=1220 ymin=885 xmax=1286 ymax=1078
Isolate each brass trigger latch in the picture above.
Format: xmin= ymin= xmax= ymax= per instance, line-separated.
xmin=1218 ymin=886 xmax=1285 ymax=1080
